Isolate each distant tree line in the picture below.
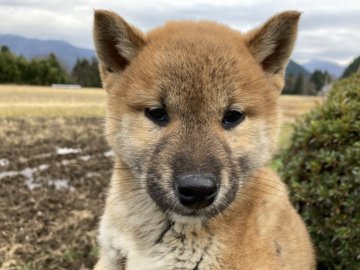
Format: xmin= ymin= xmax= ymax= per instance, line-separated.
xmin=283 ymin=70 xmax=332 ymax=95
xmin=283 ymin=56 xmax=360 ymax=95
xmin=0 ymin=46 xmax=68 ymax=85
xmin=0 ymin=46 xmax=101 ymax=87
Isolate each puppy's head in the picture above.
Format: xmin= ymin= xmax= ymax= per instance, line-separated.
xmin=93 ymin=10 xmax=300 ymax=221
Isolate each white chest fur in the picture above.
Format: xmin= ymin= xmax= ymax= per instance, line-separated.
xmin=97 ymin=193 xmax=221 ymax=270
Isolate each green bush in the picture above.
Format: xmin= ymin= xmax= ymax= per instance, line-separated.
xmin=279 ymin=74 xmax=360 ymax=269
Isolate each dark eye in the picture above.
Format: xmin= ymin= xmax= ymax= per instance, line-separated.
xmin=222 ymin=110 xmax=245 ymax=129
xmin=145 ymin=107 xmax=169 ymax=126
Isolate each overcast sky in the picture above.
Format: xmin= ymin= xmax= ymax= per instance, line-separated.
xmin=0 ymin=0 xmax=359 ymax=65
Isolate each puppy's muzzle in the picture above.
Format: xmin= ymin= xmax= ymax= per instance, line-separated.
xmin=175 ymin=173 xmax=218 ymax=210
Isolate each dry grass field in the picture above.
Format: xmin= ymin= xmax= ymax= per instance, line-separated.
xmin=279 ymin=95 xmax=325 ymax=124
xmin=0 ymin=85 xmax=324 ymax=270
xmin=0 ymin=85 xmax=105 ymax=117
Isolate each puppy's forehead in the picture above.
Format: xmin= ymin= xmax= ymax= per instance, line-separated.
xmin=121 ymin=21 xmax=272 ymax=115
xmin=159 ymin=46 xmax=236 ymax=110
xmin=145 ymin=22 xmax=256 ymax=111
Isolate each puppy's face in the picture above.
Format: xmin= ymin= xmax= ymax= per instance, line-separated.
xmin=93 ymin=11 xmax=300 ymax=221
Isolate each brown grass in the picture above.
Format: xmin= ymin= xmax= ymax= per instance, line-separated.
xmin=0 ymin=85 xmax=106 ymax=117
xmin=279 ymin=95 xmax=325 ymax=124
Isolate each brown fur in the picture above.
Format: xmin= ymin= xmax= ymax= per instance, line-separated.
xmin=93 ymin=10 xmax=315 ymax=270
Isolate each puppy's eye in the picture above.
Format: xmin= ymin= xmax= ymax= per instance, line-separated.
xmin=145 ymin=107 xmax=169 ymax=126
xmin=222 ymin=110 xmax=245 ymax=129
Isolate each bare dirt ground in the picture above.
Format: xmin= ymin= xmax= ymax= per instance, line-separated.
xmin=0 ymin=117 xmax=111 ymax=270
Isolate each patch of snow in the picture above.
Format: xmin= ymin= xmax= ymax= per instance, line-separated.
xmin=20 ymin=167 xmax=36 ymax=179
xmin=48 ymin=179 xmax=71 ymax=190
xmin=34 ymin=153 xmax=52 ymax=159
xmin=0 ymin=171 xmax=18 ymax=179
xmin=0 ymin=164 xmax=50 ymax=191
xmin=80 ymin=155 xmax=91 ymax=161
xmin=0 ymin=164 xmax=49 ymax=180
xmin=0 ymin=159 xmax=9 ymax=167
xmin=20 ymin=164 xmax=49 ymax=178
xmin=104 ymin=150 xmax=114 ymax=157
xmin=57 ymin=147 xmax=81 ymax=155
xmin=25 ymin=179 xmax=42 ymax=190
xmin=38 ymin=164 xmax=49 ymax=170
xmin=21 ymin=164 xmax=50 ymax=190
xmin=86 ymin=172 xmax=100 ymax=178
xmin=61 ymin=159 xmax=76 ymax=165
xmin=0 ymin=162 xmax=77 ymax=191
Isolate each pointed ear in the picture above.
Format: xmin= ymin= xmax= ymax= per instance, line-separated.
xmin=93 ymin=10 xmax=146 ymax=74
xmin=244 ymin=11 xmax=301 ymax=77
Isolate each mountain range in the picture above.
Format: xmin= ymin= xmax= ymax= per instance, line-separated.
xmin=304 ymin=59 xmax=346 ymax=78
xmin=286 ymin=60 xmax=310 ymax=78
xmin=0 ymin=34 xmax=95 ymax=70
xmin=0 ymin=34 xmax=347 ymax=77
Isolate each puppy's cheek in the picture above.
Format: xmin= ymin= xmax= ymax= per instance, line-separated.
xmin=146 ymin=165 xmax=176 ymax=212
xmin=216 ymin=167 xmax=240 ymax=212
xmin=215 ymin=169 xmax=231 ymax=206
xmin=116 ymin=133 xmax=149 ymax=174
xmin=114 ymin=116 xmax=163 ymax=174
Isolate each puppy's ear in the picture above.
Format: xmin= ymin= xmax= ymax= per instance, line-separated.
xmin=244 ymin=11 xmax=301 ymax=83
xmin=93 ymin=10 xmax=145 ymax=74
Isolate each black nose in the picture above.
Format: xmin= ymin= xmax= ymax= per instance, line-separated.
xmin=175 ymin=174 xmax=218 ymax=210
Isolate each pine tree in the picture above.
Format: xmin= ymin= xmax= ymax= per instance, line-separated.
xmin=71 ymin=57 xmax=101 ymax=87
xmin=310 ymin=70 xmax=332 ymax=92
xmin=293 ymin=74 xmax=305 ymax=95
xmin=342 ymin=56 xmax=360 ymax=78
xmin=0 ymin=46 xmax=21 ymax=83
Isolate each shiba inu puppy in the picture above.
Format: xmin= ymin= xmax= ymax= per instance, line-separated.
xmin=93 ymin=9 xmax=315 ymax=270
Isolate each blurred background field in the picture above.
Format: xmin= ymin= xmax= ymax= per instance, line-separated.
xmin=0 ymin=85 xmax=324 ymax=270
